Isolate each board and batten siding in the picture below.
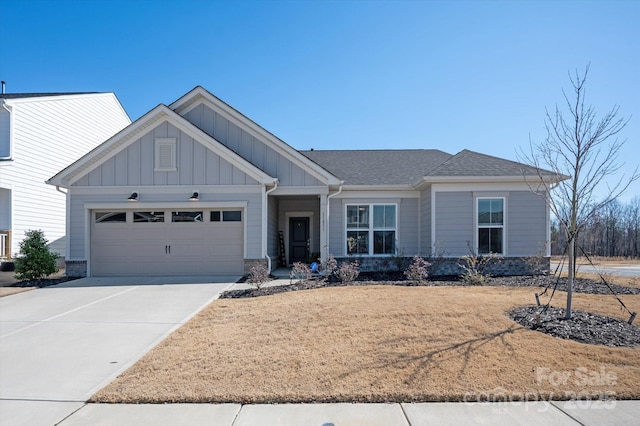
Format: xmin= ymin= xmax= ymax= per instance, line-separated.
xmin=434 ymin=191 xmax=474 ymax=256
xmin=507 ymin=191 xmax=548 ymax=256
xmin=67 ymin=190 xmax=264 ymax=260
xmin=183 ymin=104 xmax=321 ymax=187
xmin=74 ymin=121 xmax=259 ymax=187
xmin=0 ymin=94 xmax=130 ymax=256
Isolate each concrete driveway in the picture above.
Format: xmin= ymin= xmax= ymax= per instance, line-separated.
xmin=0 ymin=276 xmax=237 ymax=426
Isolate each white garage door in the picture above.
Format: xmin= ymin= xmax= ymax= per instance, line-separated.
xmin=91 ymin=209 xmax=244 ymax=276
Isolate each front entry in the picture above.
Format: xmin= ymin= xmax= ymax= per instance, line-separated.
xmin=289 ymin=217 xmax=310 ymax=264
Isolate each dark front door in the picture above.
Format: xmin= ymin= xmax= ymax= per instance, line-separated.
xmin=289 ymin=217 xmax=310 ymax=264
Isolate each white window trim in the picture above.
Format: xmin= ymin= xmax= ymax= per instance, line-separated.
xmin=344 ymin=203 xmax=398 ymax=256
xmin=154 ymin=138 xmax=177 ymax=171
xmin=475 ymin=196 xmax=506 ymax=255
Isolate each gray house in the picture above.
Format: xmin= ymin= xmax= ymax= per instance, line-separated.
xmin=48 ymin=86 xmax=559 ymax=277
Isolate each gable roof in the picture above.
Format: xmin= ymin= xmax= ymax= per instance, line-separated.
xmin=301 ymin=149 xmax=453 ymax=186
xmin=48 ymin=104 xmax=277 ymax=187
xmin=169 ymin=86 xmax=341 ymax=186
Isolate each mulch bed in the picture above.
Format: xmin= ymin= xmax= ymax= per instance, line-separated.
xmin=222 ymin=273 xmax=640 ymax=348
xmin=8 ymin=276 xmax=78 ymax=288
xmin=222 ymin=273 xmax=640 ymax=299
xmin=510 ymin=305 xmax=640 ymax=347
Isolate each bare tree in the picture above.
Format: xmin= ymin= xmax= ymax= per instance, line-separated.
xmin=520 ymin=64 xmax=639 ymax=319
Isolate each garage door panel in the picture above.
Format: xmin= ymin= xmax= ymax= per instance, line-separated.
xmin=91 ymin=210 xmax=244 ymax=276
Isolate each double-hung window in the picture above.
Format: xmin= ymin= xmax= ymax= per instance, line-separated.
xmin=477 ymin=198 xmax=504 ymax=254
xmin=346 ymin=204 xmax=396 ymax=255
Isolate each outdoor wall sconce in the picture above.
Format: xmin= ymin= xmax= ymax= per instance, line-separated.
xmin=189 ymin=191 xmax=199 ymax=201
xmin=127 ymin=192 xmax=139 ymax=201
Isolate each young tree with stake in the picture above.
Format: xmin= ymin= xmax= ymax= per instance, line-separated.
xmin=520 ymin=64 xmax=639 ymax=319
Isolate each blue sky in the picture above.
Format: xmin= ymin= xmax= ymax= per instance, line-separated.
xmin=1 ymin=0 xmax=638 ymax=201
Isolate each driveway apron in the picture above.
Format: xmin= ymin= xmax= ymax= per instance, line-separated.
xmin=0 ymin=276 xmax=235 ymax=426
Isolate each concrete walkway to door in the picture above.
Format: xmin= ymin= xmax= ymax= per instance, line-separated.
xmin=0 ymin=275 xmax=238 ymax=426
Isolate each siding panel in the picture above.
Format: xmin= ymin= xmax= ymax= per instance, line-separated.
xmin=434 ymin=191 xmax=473 ymax=256
xmin=508 ymin=191 xmax=548 ymax=256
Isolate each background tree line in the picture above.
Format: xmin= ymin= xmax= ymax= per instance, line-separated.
xmin=551 ymin=196 xmax=640 ymax=258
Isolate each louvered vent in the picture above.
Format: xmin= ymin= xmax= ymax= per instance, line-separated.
xmin=154 ymin=138 xmax=177 ymax=171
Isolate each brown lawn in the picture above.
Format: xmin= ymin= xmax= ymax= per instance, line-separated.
xmin=0 ymin=286 xmax=34 ymax=297
xmin=92 ymin=285 xmax=640 ymax=404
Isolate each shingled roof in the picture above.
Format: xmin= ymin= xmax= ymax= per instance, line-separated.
xmin=301 ymin=149 xmax=453 ymax=185
xmin=301 ymin=148 xmax=559 ymax=186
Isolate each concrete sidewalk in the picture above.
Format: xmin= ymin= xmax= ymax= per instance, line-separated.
xmin=58 ymin=400 xmax=640 ymax=425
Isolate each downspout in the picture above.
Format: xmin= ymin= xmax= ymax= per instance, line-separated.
xmin=54 ymin=185 xmax=70 ymax=266
xmin=325 ymin=181 xmax=344 ymax=259
xmin=263 ymin=179 xmax=279 ymax=272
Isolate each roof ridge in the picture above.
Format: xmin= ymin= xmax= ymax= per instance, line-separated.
xmin=424 ymin=149 xmax=462 ymax=176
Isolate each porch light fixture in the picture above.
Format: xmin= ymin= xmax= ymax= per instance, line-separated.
xmin=128 ymin=192 xmax=138 ymax=201
xmin=189 ymin=191 xmax=199 ymax=201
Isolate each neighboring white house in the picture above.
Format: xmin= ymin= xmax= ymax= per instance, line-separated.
xmin=0 ymin=92 xmax=131 ymax=259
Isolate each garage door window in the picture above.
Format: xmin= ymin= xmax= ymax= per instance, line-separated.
xmin=134 ymin=211 xmax=165 ymax=223
xmin=172 ymin=211 xmax=203 ymax=222
xmin=95 ymin=212 xmax=126 ymax=223
xmin=211 ymin=210 xmax=242 ymax=222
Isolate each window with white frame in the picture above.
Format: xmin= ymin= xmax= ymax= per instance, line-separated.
xmin=477 ymin=198 xmax=504 ymax=254
xmin=346 ymin=204 xmax=396 ymax=255
xmin=154 ymin=138 xmax=177 ymax=171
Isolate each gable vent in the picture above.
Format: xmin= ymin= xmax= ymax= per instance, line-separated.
xmin=155 ymin=138 xmax=177 ymax=171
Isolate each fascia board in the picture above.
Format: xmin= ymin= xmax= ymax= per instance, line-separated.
xmin=417 ymin=174 xmax=567 ymax=185
xmin=270 ymin=186 xmax=329 ymax=196
xmin=341 ymin=184 xmax=415 ymax=191
xmin=170 ymin=87 xmax=341 ymax=186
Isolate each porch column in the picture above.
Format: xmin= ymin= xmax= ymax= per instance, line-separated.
xmin=319 ymin=194 xmax=327 ymax=263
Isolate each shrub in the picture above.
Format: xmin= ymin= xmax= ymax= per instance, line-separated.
xmin=14 ymin=230 xmax=59 ymax=281
xmin=459 ymin=252 xmax=501 ymax=285
xmin=290 ymin=262 xmax=311 ymax=282
xmin=321 ymin=254 xmax=338 ymax=278
xmin=247 ymin=264 xmax=270 ymax=290
xmin=337 ymin=260 xmax=359 ymax=283
xmin=404 ymin=255 xmax=431 ymax=284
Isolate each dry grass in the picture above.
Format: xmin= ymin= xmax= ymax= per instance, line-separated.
xmin=92 ymin=285 xmax=640 ymax=404
xmin=0 ymin=286 xmax=34 ymax=297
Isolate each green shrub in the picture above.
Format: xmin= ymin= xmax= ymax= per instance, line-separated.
xmin=14 ymin=230 xmax=59 ymax=281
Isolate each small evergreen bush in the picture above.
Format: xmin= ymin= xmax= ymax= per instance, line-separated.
xmin=14 ymin=230 xmax=59 ymax=281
